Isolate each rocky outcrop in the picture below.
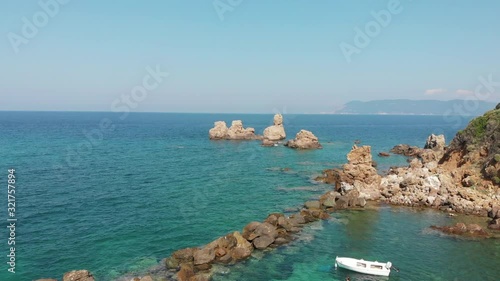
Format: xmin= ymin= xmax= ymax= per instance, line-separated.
xmin=430 ymin=223 xmax=490 ymax=238
xmin=314 ymin=145 xmax=381 ymax=208
xmin=208 ymin=121 xmax=229 ymax=140
xmin=424 ymin=134 xmax=446 ymax=150
xmin=62 ymin=270 xmax=95 ymax=281
xmin=378 ymin=152 xmax=390 ymax=157
xmin=263 ymin=114 xmax=286 ymax=142
xmin=162 ymin=209 xmax=329 ymax=281
xmin=285 ymin=130 xmax=321 ymax=149
xmin=209 ymin=120 xmax=260 ymax=140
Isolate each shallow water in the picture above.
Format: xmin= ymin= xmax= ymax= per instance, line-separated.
xmin=213 ymin=207 xmax=500 ymax=281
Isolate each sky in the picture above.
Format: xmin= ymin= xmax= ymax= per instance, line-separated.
xmin=1 ymin=0 xmax=499 ymax=113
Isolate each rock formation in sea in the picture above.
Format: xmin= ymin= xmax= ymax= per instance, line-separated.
xmin=262 ymin=114 xmax=286 ymax=144
xmin=208 ymin=120 xmax=261 ymax=140
xmin=162 ymin=210 xmax=330 ymax=281
xmin=430 ymin=223 xmax=490 ymax=238
xmin=36 ymin=270 xmax=95 ymax=281
xmin=285 ymin=130 xmax=322 ymax=149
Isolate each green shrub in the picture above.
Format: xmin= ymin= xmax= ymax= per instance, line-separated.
xmin=470 ymin=116 xmax=488 ymax=139
xmin=494 ymin=154 xmax=500 ymax=163
xmin=493 ymin=176 xmax=500 ymax=184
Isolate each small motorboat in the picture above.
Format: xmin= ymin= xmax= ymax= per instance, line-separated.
xmin=335 ymin=256 xmax=392 ymax=276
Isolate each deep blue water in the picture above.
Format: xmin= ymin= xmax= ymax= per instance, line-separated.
xmin=1 ymin=112 xmax=497 ymax=281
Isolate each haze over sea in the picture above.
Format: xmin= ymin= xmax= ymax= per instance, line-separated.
xmin=0 ymin=112 xmax=499 ymax=281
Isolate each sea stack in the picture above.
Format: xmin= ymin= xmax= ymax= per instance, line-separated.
xmin=263 ymin=114 xmax=286 ymax=142
xmin=209 ymin=120 xmax=260 ymax=140
xmin=285 ymin=130 xmax=322 ymax=149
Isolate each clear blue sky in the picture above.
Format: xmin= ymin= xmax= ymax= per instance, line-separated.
xmin=1 ymin=0 xmax=499 ymax=113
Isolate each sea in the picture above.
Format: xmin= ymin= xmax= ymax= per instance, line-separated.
xmin=0 ymin=112 xmax=498 ymax=281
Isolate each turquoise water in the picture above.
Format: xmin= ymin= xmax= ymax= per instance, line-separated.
xmin=212 ymin=207 xmax=500 ymax=281
xmin=1 ymin=112 xmax=497 ymax=281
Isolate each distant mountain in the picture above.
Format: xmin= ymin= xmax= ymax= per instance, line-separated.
xmin=334 ymin=100 xmax=496 ymax=115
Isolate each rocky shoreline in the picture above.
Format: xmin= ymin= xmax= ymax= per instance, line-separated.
xmin=38 ymin=106 xmax=500 ymax=280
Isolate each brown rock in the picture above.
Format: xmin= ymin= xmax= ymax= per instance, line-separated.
xmin=193 ymin=247 xmax=215 ymax=265
xmin=242 ymin=221 xmax=261 ymax=240
xmin=378 ymin=152 xmax=390 ymax=157
xmin=347 ymin=145 xmax=373 ymax=164
xmin=194 ymin=263 xmax=212 ymax=271
xmin=140 ymin=276 xmax=153 ymax=281
xmin=231 ymin=231 xmax=253 ymax=260
xmin=285 ymin=130 xmax=322 ymax=149
xmin=253 ymin=235 xmax=275 ymax=249
xmin=253 ymin=222 xmax=278 ymax=238
xmin=62 ymin=270 xmax=94 ymax=281
xmin=177 ymin=264 xmax=195 ymax=281
xmin=304 ymin=200 xmax=321 ymax=209
xmin=320 ymin=191 xmax=337 ymax=208
xmin=173 ymin=248 xmax=196 ymax=263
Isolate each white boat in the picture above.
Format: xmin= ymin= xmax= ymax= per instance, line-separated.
xmin=335 ymin=256 xmax=392 ymax=276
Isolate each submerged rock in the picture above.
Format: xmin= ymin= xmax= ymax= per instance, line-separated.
xmin=430 ymin=223 xmax=490 ymax=238
xmin=62 ymin=270 xmax=95 ymax=281
xmin=285 ymin=130 xmax=322 ymax=149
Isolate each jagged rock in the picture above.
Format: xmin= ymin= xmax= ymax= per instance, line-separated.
xmin=347 ymin=145 xmax=373 ymax=164
xmin=285 ymin=130 xmax=322 ymax=149
xmin=378 ymin=152 xmax=390 ymax=157
xmin=193 ymin=247 xmax=215 ymax=265
xmin=263 ymin=114 xmax=286 ymax=141
xmin=424 ymin=134 xmax=446 ymax=150
xmin=231 ymin=231 xmax=253 ymax=260
xmin=172 ymin=248 xmax=195 ymax=263
xmin=242 ymin=222 xmax=261 ymax=241
xmin=62 ymin=270 xmax=95 ymax=281
xmin=209 ymin=120 xmax=260 ymax=140
xmin=177 ymin=264 xmax=195 ymax=281
xmin=488 ymin=218 xmax=500 ymax=230
xmin=227 ymin=120 xmax=258 ymax=140
xmin=209 ymin=121 xmax=228 ymax=140
xmin=320 ymin=191 xmax=338 ymax=208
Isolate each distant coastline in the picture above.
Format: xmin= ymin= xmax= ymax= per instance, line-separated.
xmin=332 ymin=99 xmax=496 ymax=116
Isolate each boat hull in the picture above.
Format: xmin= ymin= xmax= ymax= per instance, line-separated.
xmin=335 ymin=257 xmax=391 ymax=277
